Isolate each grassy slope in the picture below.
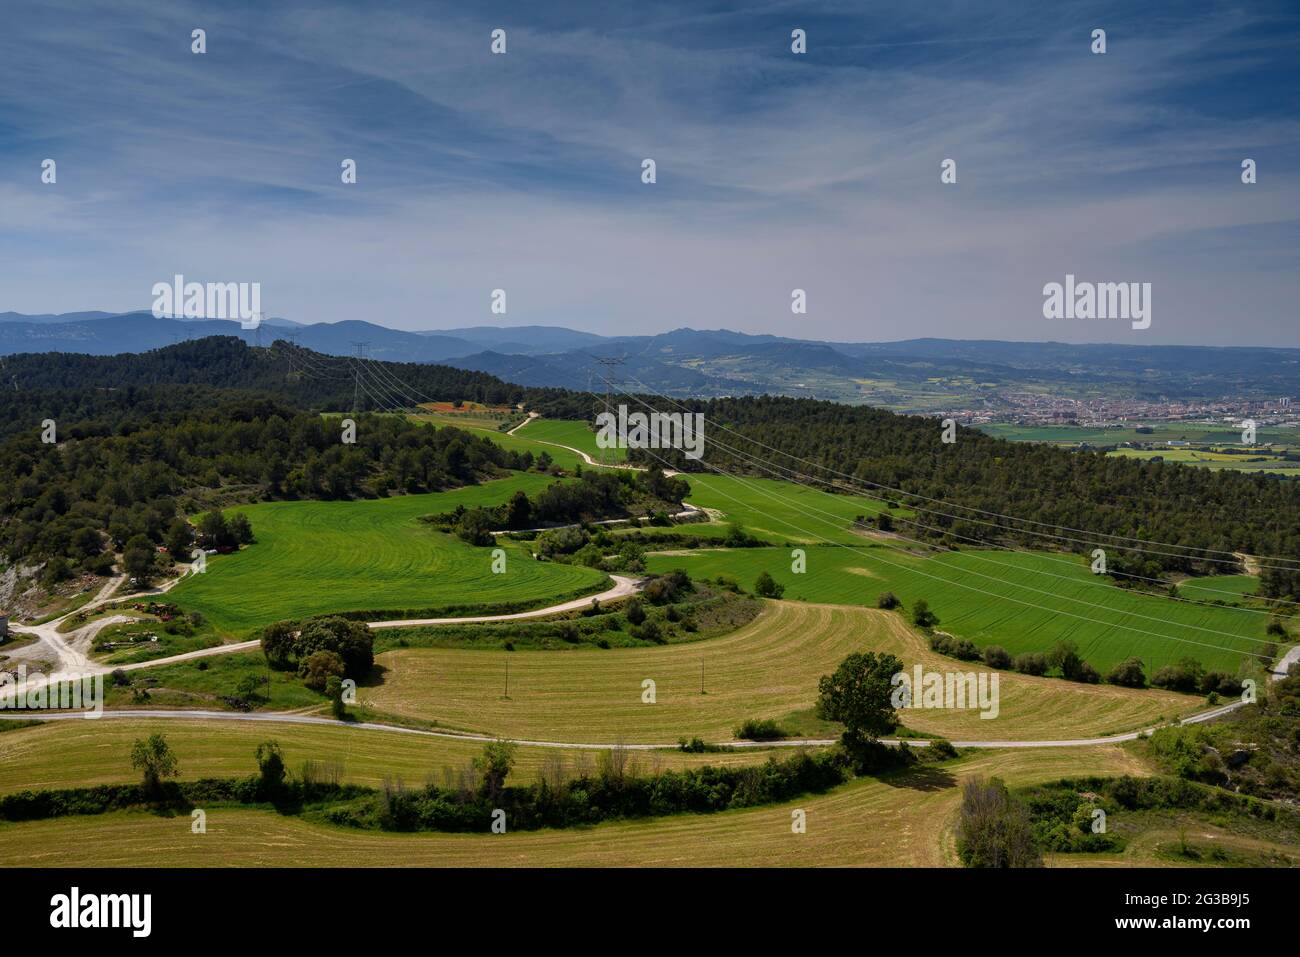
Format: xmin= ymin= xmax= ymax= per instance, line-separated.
xmin=675 ymin=474 xmax=901 ymax=542
xmin=363 ymin=602 xmax=1199 ymax=743
xmin=521 ymin=418 xmax=627 ymax=463
xmin=646 ymin=547 xmax=1269 ymax=674
xmin=0 ymin=746 xmax=1148 ymax=867
xmin=403 ymin=413 xmax=591 ymax=470
xmin=166 ymin=474 xmax=608 ymax=635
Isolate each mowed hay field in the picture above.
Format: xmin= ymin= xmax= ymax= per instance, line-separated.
xmin=364 ymin=602 xmax=1200 ymax=743
xmin=0 ymin=719 xmax=773 ymax=795
xmin=0 ymin=746 xmax=1148 ymax=867
xmin=646 ymin=546 xmax=1269 ymax=674
xmin=167 ymin=474 xmax=608 ymax=635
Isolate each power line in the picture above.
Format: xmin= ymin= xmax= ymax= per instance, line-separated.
xmin=625 ymin=428 xmax=1273 ymax=666
xmin=616 ymin=369 xmax=1300 ymax=573
xmin=608 ymin=381 xmax=1300 ymax=615
xmin=349 ymin=342 xmax=370 ymax=412
xmin=610 ymin=384 xmax=1282 ymax=656
xmin=589 ymin=355 xmax=626 ymax=467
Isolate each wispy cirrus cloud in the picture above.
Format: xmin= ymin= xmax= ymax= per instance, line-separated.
xmin=0 ymin=0 xmax=1296 ymax=344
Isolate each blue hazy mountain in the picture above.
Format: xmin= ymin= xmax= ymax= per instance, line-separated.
xmin=1 ymin=312 xmax=1296 ymax=404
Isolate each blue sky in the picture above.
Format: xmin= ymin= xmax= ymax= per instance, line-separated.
xmin=1 ymin=0 xmax=1297 ymax=345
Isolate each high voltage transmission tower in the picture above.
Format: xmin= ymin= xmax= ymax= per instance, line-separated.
xmin=285 ymin=331 xmax=300 ymax=380
xmin=592 ymin=355 xmax=626 ymax=466
xmin=350 ymin=341 xmax=370 ymax=412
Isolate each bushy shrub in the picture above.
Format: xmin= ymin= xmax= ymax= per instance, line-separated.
xmin=632 ymin=619 xmax=663 ymax=644
xmin=1074 ymin=660 xmax=1101 ymax=684
xmin=928 ymin=738 xmax=958 ymax=759
xmin=1106 ymin=657 xmax=1146 ymax=688
xmin=624 ymin=598 xmax=646 ymax=626
xmin=955 ymin=776 xmax=1042 ymax=868
xmin=642 ymin=570 xmax=692 ymax=604
xmin=1014 ymin=652 xmax=1049 ymax=676
xmin=733 ymin=718 xmax=786 ymax=741
xmin=911 ymin=599 xmax=938 ymax=629
xmin=929 ymin=632 xmax=980 ymax=661
xmin=536 ymin=525 xmax=589 ymax=558
xmin=981 ymin=645 xmax=1012 ymax=669
xmin=1150 ymin=657 xmax=1207 ymax=693
xmin=299 ymin=650 xmax=346 ymax=691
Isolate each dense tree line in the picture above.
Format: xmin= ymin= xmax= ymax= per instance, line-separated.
xmin=428 ymin=468 xmax=689 ymax=545
xmin=0 ymin=396 xmax=535 ymax=573
xmin=0 ymin=336 xmax=531 ymax=420
xmin=612 ymin=395 xmax=1300 ymax=598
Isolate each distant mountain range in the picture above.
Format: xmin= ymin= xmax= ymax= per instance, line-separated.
xmin=2 ymin=311 xmax=1297 ymax=410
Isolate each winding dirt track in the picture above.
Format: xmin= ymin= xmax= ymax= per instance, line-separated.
xmin=0 ymin=697 xmax=1246 ymax=750
xmin=5 ymin=575 xmax=643 ymax=678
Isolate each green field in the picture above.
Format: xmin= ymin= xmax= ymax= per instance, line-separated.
xmin=518 ymin=418 xmax=627 ymax=464
xmin=976 ymin=422 xmax=1300 ymax=475
xmin=166 ymin=474 xmax=609 ymax=635
xmin=669 ymin=474 xmax=901 ymax=544
xmin=977 ymin=421 xmax=1300 ymax=446
xmin=645 ymin=546 xmax=1271 ymax=674
xmin=1177 ymin=574 xmax=1260 ymax=603
xmin=404 ymin=414 xmax=596 ymax=471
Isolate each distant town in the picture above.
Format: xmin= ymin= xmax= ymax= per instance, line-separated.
xmin=941 ymin=392 xmax=1297 ymax=432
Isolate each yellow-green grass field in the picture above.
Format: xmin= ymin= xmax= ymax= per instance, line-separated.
xmin=0 ymin=746 xmax=1148 ymax=867
xmin=517 ymin=418 xmax=627 ymax=463
xmin=166 ymin=474 xmax=609 ymax=636
xmin=363 ymin=602 xmax=1200 ymax=744
xmin=977 ymin=421 xmax=1300 ymax=447
xmin=645 ymin=545 xmax=1271 ymax=674
xmin=1109 ymin=448 xmax=1300 ymax=475
xmin=0 ymin=719 xmax=773 ymax=795
xmin=402 ymin=413 xmax=592 ymax=471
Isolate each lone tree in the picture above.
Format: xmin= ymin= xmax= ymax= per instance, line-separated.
xmin=816 ymin=651 xmax=903 ymax=751
xmin=754 ymin=571 xmax=785 ymax=599
xmin=325 ymin=675 xmax=347 ymax=718
xmin=122 ymin=534 xmax=156 ymax=584
xmin=911 ymin=599 xmax=938 ymax=629
xmin=474 ymin=739 xmax=516 ymax=801
xmin=130 ymin=733 xmax=179 ymax=796
xmin=255 ymin=741 xmax=286 ymax=794
xmin=165 ymin=519 xmax=194 ymax=562
xmin=1049 ymin=640 xmax=1086 ymax=681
